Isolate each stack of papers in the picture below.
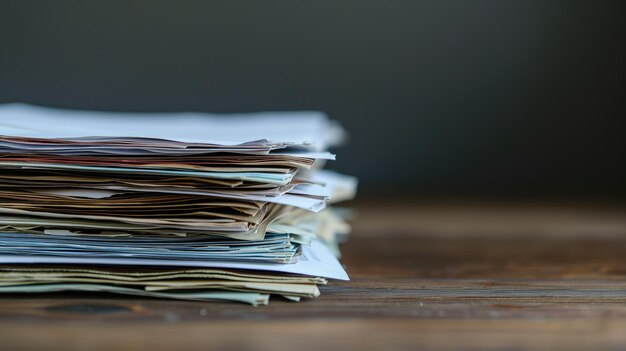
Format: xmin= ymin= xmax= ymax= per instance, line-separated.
xmin=0 ymin=103 xmax=357 ymax=305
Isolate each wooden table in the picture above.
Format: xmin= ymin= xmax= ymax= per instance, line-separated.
xmin=2 ymin=200 xmax=626 ymax=350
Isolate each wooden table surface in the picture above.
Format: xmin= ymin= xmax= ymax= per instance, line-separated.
xmin=2 ymin=199 xmax=626 ymax=350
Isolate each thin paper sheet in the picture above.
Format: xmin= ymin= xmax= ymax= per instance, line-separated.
xmin=0 ymin=239 xmax=349 ymax=280
xmin=0 ymin=103 xmax=338 ymax=149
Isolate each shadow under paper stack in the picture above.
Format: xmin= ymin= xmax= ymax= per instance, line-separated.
xmin=0 ymin=104 xmax=356 ymax=305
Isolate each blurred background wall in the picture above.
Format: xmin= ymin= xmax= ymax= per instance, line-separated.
xmin=1 ymin=0 xmax=624 ymax=198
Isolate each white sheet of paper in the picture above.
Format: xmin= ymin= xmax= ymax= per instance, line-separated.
xmin=0 ymin=239 xmax=349 ymax=280
xmin=0 ymin=103 xmax=338 ymax=150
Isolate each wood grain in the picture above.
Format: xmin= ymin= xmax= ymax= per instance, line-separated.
xmin=1 ymin=200 xmax=626 ymax=350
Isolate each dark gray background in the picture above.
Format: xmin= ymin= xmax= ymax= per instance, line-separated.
xmin=1 ymin=1 xmax=624 ymax=198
